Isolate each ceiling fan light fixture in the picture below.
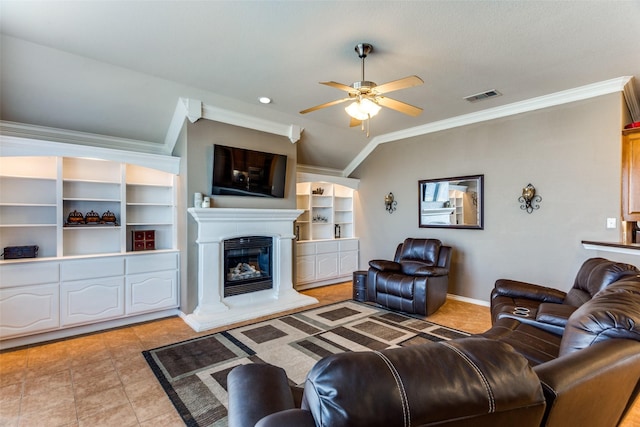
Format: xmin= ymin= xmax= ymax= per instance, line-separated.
xmin=345 ymin=98 xmax=381 ymax=120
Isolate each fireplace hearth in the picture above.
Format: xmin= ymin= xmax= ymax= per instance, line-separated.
xmin=184 ymin=208 xmax=318 ymax=332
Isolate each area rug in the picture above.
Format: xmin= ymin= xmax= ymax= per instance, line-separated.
xmin=143 ymin=300 xmax=470 ymax=427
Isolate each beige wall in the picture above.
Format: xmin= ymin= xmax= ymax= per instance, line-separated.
xmin=351 ymin=93 xmax=632 ymax=302
xmin=179 ymin=118 xmax=298 ymax=313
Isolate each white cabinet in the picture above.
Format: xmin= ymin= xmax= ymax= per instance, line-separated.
xmin=0 ymin=138 xmax=180 ymax=347
xmin=126 ymin=252 xmax=178 ymax=314
xmin=295 ymin=238 xmax=359 ymax=289
xmin=0 ymin=283 xmax=60 ymax=339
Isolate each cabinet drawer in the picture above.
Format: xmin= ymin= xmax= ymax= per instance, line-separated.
xmin=61 ymin=257 xmax=125 ymax=281
xmin=296 ymin=242 xmax=315 ymax=256
xmin=0 ymin=262 xmax=59 ymax=288
xmin=339 ymin=239 xmax=359 ymax=252
xmin=316 ymin=241 xmax=339 ymax=254
xmin=126 ymin=270 xmax=178 ymax=314
xmin=126 ymin=252 xmax=178 ymax=274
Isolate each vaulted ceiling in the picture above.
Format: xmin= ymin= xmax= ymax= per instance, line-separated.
xmin=1 ymin=1 xmax=639 ymax=173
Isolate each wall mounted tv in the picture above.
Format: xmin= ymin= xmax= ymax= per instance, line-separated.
xmin=211 ymin=144 xmax=288 ymax=198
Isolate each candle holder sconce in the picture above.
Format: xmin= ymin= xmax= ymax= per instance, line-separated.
xmin=519 ymin=183 xmax=542 ymax=213
xmin=385 ymin=192 xmax=397 ymax=214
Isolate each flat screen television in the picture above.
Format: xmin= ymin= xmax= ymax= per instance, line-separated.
xmin=211 ymin=144 xmax=288 ymax=198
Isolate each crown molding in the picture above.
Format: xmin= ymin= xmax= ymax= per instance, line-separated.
xmin=343 ymin=77 xmax=634 ymax=177
xmin=164 ymin=98 xmax=302 ymax=153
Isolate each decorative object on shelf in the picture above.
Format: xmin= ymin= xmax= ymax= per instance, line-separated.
xmin=194 ymin=192 xmax=203 ymax=207
xmin=295 ymin=225 xmax=300 ymax=241
xmin=67 ymin=210 xmax=85 ymax=225
xmin=312 ymin=187 xmax=325 ymax=195
xmin=101 ymin=210 xmax=117 ymax=225
xmin=132 ymin=230 xmax=155 ymax=251
xmin=334 ymin=224 xmax=341 ymax=238
xmin=85 ymin=210 xmax=101 ymax=224
xmin=385 ymin=192 xmax=397 ymax=214
xmin=2 ymin=245 xmax=38 ymax=259
xmin=202 ymin=196 xmax=211 ymax=208
xmin=519 ymin=183 xmax=542 ymax=213
xmin=312 ymin=215 xmax=328 ymax=223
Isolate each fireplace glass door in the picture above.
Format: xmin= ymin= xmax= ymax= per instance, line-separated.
xmin=223 ymin=236 xmax=273 ymax=297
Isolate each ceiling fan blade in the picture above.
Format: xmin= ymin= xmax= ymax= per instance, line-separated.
xmin=299 ymin=97 xmax=351 ymax=114
xmin=320 ymin=81 xmax=356 ymax=93
xmin=376 ymin=96 xmax=423 ymax=117
xmin=374 ymin=75 xmax=424 ymax=94
xmin=349 ymin=117 xmax=362 ymax=127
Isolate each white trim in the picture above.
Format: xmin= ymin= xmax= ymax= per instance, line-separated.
xmin=447 ymin=293 xmax=490 ymax=307
xmin=296 ymin=171 xmax=360 ymax=190
xmin=582 ymin=243 xmax=640 ymax=256
xmin=0 ymin=135 xmax=180 ymax=174
xmin=343 ymin=77 xmax=633 ymax=177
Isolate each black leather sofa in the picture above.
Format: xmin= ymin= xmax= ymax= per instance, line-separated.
xmin=227 ymin=259 xmax=640 ymax=427
xmin=367 ymin=238 xmax=452 ymax=316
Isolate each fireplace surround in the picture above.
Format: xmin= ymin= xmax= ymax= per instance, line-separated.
xmin=183 ymin=208 xmax=317 ymax=332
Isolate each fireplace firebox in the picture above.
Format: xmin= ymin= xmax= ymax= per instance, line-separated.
xmin=223 ymin=236 xmax=273 ymax=297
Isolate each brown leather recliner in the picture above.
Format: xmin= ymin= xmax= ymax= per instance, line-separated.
xmin=227 ymin=337 xmax=546 ymax=427
xmin=367 ymin=238 xmax=451 ymax=316
xmin=490 ymin=257 xmax=639 ymax=334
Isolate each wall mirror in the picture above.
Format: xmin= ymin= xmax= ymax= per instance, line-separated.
xmin=418 ymin=174 xmax=484 ymax=229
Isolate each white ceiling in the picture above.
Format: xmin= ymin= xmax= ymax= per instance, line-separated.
xmin=1 ymin=1 xmax=639 ymax=171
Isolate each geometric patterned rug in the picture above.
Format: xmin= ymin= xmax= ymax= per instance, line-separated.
xmin=142 ymin=300 xmax=470 ymax=427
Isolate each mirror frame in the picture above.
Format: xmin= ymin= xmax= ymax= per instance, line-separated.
xmin=418 ymin=174 xmax=484 ymax=229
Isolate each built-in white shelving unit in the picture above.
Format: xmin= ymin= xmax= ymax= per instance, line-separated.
xmin=0 ymin=136 xmax=180 ymax=349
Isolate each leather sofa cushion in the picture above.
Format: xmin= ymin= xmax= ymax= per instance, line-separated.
xmin=301 ymin=337 xmax=545 ymax=427
xmin=560 ymin=277 xmax=640 ymax=356
xmin=368 ymin=259 xmax=401 ymax=272
xmin=535 ymin=303 xmax=576 ymax=327
xmin=565 ymin=257 xmax=639 ymax=306
xmin=400 ymin=261 xmax=448 ymax=276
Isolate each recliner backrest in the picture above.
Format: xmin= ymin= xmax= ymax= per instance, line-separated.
xmin=396 ymin=238 xmax=442 ymax=265
xmin=564 ymin=257 xmax=639 ymax=306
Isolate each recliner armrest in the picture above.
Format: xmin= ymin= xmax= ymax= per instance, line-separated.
xmin=413 ymin=266 xmax=449 ymax=277
xmin=256 ymin=409 xmax=316 ymax=427
xmin=536 ymin=302 xmax=575 ymax=327
xmin=493 ymin=279 xmax=566 ymax=303
xmin=368 ymin=259 xmax=401 ymax=272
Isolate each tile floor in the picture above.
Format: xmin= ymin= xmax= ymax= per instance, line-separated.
xmin=0 ymin=282 xmax=638 ymax=426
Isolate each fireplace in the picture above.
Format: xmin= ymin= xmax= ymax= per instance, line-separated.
xmin=183 ymin=208 xmax=318 ymax=332
xmin=224 ymin=236 xmax=273 ymax=297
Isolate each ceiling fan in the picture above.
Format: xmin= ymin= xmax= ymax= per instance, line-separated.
xmin=300 ymin=43 xmax=424 ymax=136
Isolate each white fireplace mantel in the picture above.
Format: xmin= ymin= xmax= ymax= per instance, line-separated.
xmin=182 ymin=208 xmax=318 ymax=332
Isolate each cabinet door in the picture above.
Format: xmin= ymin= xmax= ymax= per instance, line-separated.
xmin=316 ymin=252 xmax=339 ymax=280
xmin=296 ymin=255 xmax=316 ymax=284
xmin=61 ymin=277 xmax=125 ymax=326
xmin=126 ymin=270 xmax=178 ymax=314
xmin=623 ymin=130 xmax=640 ymax=220
xmin=339 ymin=251 xmax=358 ymax=276
xmin=0 ymin=284 xmax=59 ymax=339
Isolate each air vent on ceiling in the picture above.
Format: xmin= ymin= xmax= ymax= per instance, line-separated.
xmin=464 ymin=90 xmax=502 ymax=103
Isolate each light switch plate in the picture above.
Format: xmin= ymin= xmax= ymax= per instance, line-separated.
xmin=606 ymin=218 xmax=617 ymax=229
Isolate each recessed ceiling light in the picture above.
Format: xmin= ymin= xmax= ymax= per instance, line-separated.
xmin=464 ymin=90 xmax=502 ymax=103
xmin=258 ymin=97 xmax=272 ymax=104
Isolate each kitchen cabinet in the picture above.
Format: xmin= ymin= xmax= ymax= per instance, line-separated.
xmin=622 ymin=128 xmax=640 ymax=221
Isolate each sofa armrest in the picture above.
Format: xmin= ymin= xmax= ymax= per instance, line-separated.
xmin=493 ymin=279 xmax=566 ymax=303
xmin=536 ymin=303 xmax=575 ymax=327
xmin=256 ymin=409 xmax=316 ymax=427
xmin=228 ymin=364 xmax=296 ymax=427
xmin=368 ymin=259 xmax=401 ymax=272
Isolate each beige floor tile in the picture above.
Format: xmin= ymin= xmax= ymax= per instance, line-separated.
xmin=73 ymin=369 xmax=122 ymax=399
xmin=18 ymin=398 xmax=76 ymax=427
xmin=0 ymin=396 xmax=20 ymax=427
xmin=71 ymin=359 xmax=116 ymax=382
xmin=77 ymin=402 xmax=138 ymax=427
xmin=75 ymin=386 xmax=129 ymax=420
xmin=123 ymin=377 xmax=164 ymax=403
xmin=138 ymin=408 xmax=183 ymax=427
xmin=23 ymin=369 xmax=72 ymax=397
xmin=129 ymin=390 xmax=174 ymax=423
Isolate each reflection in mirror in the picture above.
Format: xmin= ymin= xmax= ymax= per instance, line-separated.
xmin=418 ymin=175 xmax=484 ymax=229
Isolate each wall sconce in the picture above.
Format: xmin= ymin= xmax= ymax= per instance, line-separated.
xmin=519 ymin=183 xmax=542 ymax=213
xmin=385 ymin=192 xmax=397 ymax=214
